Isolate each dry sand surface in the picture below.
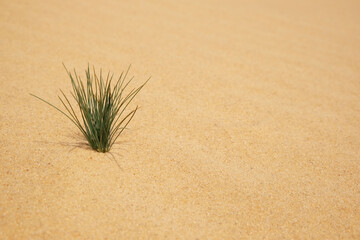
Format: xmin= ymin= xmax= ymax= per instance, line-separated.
xmin=1 ymin=0 xmax=360 ymax=239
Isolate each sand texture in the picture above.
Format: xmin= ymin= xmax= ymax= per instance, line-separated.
xmin=1 ymin=0 xmax=360 ymax=239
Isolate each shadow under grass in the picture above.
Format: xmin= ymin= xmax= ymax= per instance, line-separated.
xmin=33 ymin=131 xmax=133 ymax=171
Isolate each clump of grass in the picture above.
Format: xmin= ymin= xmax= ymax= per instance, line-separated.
xmin=31 ymin=64 xmax=149 ymax=152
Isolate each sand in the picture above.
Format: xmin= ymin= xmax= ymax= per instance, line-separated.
xmin=0 ymin=0 xmax=359 ymax=238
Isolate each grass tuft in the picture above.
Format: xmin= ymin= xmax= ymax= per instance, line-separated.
xmin=31 ymin=64 xmax=150 ymax=152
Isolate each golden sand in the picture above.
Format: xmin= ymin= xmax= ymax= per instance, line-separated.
xmin=0 ymin=0 xmax=359 ymax=238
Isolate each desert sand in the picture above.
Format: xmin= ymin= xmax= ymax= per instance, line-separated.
xmin=1 ymin=0 xmax=360 ymax=239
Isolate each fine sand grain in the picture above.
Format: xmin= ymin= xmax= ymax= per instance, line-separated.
xmin=1 ymin=0 xmax=360 ymax=239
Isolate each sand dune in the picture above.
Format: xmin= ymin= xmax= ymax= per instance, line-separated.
xmin=1 ymin=0 xmax=359 ymax=238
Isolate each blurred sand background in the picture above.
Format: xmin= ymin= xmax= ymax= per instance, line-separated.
xmin=1 ymin=0 xmax=360 ymax=238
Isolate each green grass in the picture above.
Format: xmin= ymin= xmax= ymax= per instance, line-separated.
xmin=31 ymin=64 xmax=150 ymax=152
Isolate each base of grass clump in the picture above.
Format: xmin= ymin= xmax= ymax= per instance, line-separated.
xmin=31 ymin=64 xmax=150 ymax=153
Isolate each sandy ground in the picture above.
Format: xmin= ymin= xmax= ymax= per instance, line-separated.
xmin=0 ymin=0 xmax=360 ymax=239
